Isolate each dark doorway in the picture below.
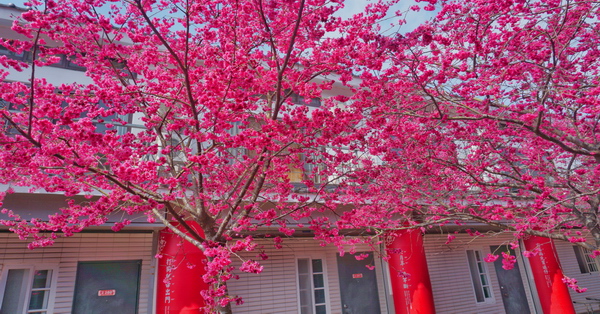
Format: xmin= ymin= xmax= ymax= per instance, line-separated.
xmin=72 ymin=260 xmax=142 ymax=314
xmin=490 ymin=246 xmax=531 ymax=314
xmin=337 ymin=252 xmax=381 ymax=314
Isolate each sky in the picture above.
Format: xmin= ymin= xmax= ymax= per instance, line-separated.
xmin=336 ymin=0 xmax=437 ymax=33
xmin=5 ymin=0 xmax=437 ymax=33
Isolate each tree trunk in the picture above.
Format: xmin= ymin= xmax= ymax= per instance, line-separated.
xmin=216 ymin=303 xmax=233 ymax=314
xmin=206 ymin=252 xmax=234 ymax=314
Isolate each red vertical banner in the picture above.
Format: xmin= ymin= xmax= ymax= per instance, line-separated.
xmin=156 ymin=223 xmax=208 ymax=314
xmin=523 ymin=236 xmax=575 ymax=314
xmin=386 ymin=229 xmax=436 ymax=314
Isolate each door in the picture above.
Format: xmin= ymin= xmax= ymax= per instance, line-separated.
xmin=337 ymin=252 xmax=381 ymax=314
xmin=490 ymin=246 xmax=531 ymax=314
xmin=72 ymin=260 xmax=142 ymax=314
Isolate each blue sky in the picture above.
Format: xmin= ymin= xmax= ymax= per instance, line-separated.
xmin=6 ymin=0 xmax=436 ymax=33
xmin=336 ymin=0 xmax=436 ymax=33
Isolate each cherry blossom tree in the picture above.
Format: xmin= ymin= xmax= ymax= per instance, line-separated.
xmin=6 ymin=0 xmax=600 ymax=309
xmin=0 ymin=0 xmax=399 ymax=311
xmin=337 ymin=0 xmax=600 ymax=255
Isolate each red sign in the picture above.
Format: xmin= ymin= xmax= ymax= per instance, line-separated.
xmin=98 ymin=289 xmax=116 ymax=297
xmin=352 ymin=273 xmax=363 ymax=279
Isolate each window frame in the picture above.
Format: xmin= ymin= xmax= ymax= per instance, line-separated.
xmin=0 ymin=42 xmax=31 ymax=62
xmin=302 ymin=147 xmax=327 ymax=185
xmin=290 ymin=92 xmax=321 ymax=108
xmin=465 ymin=249 xmax=495 ymax=304
xmin=0 ymin=264 xmax=58 ymax=314
xmin=224 ymin=121 xmax=248 ymax=164
xmin=295 ymin=256 xmax=331 ymax=314
xmin=573 ymin=246 xmax=600 ymax=274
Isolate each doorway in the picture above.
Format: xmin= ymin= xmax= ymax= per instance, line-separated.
xmin=72 ymin=260 xmax=142 ymax=314
xmin=490 ymin=246 xmax=531 ymax=314
xmin=337 ymin=252 xmax=381 ymax=314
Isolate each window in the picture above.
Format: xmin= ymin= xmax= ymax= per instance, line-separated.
xmin=291 ymin=93 xmax=321 ymax=107
xmin=303 ymin=154 xmax=325 ymax=185
xmin=287 ymin=149 xmax=325 ymax=185
xmin=326 ymin=148 xmax=378 ymax=186
xmin=93 ymin=100 xmax=133 ymax=136
xmin=225 ymin=121 xmax=248 ymax=164
xmin=297 ymin=258 xmax=327 ymax=314
xmin=0 ymin=43 xmax=29 ymax=61
xmin=108 ymin=58 xmax=137 ymax=79
xmin=466 ymin=250 xmax=493 ymax=303
xmin=0 ymin=266 xmax=56 ymax=314
xmin=573 ymin=246 xmax=599 ymax=274
xmin=61 ymin=54 xmax=86 ymax=71
xmin=0 ymin=43 xmax=136 ymax=74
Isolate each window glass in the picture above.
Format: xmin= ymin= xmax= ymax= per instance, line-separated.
xmin=1 ymin=269 xmax=29 ymax=314
xmin=313 ymin=274 xmax=324 ymax=288
xmin=312 ymin=259 xmax=323 ymax=273
xmin=297 ymin=259 xmax=313 ymax=314
xmin=315 ymin=305 xmax=326 ymax=314
xmin=32 ymin=270 xmax=51 ymax=289
xmin=314 ymin=289 xmax=325 ymax=304
xmin=466 ymin=250 xmax=492 ymax=303
xmin=28 ymin=289 xmax=49 ymax=310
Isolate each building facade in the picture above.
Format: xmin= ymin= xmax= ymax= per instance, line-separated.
xmin=4 ymin=212 xmax=600 ymax=313
xmin=0 ymin=3 xmax=599 ymax=314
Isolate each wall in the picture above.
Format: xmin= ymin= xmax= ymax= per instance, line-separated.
xmin=0 ymin=231 xmax=156 ymax=314
xmin=555 ymin=239 xmax=600 ymax=313
xmin=423 ymin=233 xmax=538 ymax=314
xmin=227 ymin=238 xmax=391 ymax=314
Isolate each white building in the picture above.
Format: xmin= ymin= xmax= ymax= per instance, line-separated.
xmin=0 ymin=3 xmax=599 ymax=314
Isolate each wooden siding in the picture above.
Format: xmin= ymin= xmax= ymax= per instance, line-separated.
xmin=0 ymin=231 xmax=155 ymax=314
xmin=423 ymin=233 xmax=537 ymax=314
xmin=227 ymin=238 xmax=391 ymax=314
